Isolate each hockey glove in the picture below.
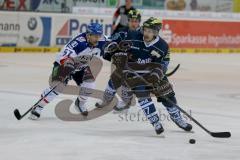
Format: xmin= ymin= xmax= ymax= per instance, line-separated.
xmin=152 ymin=80 xmax=174 ymax=97
xmin=112 ymin=52 xmax=128 ymax=72
xmin=52 ymin=58 xmax=75 ymax=82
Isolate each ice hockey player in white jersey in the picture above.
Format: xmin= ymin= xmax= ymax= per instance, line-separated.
xmin=29 ymin=23 xmax=107 ymax=120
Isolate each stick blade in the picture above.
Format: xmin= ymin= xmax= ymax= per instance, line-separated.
xmin=166 ymin=64 xmax=180 ymax=77
xmin=211 ymin=132 xmax=231 ymax=138
xmin=14 ymin=109 xmax=22 ymax=120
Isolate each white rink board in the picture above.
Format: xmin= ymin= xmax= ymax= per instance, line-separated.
xmin=0 ymin=53 xmax=239 ymax=160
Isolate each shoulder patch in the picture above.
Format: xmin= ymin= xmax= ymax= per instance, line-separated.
xmin=70 ymin=40 xmax=78 ymax=48
xmin=78 ymin=37 xmax=86 ymax=42
xmin=151 ymin=50 xmax=161 ymax=58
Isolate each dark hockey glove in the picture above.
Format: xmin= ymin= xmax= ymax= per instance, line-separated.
xmin=104 ymin=40 xmax=131 ymax=61
xmin=104 ymin=41 xmax=119 ymax=53
xmin=118 ymin=40 xmax=132 ymax=52
xmin=103 ymin=42 xmax=119 ymax=61
xmin=52 ymin=58 xmax=75 ymax=82
xmin=143 ymin=68 xmax=164 ymax=84
xmin=152 ymin=80 xmax=174 ymax=97
xmin=111 ymin=52 xmax=128 ymax=71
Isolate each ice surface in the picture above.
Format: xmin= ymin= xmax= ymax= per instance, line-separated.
xmin=0 ymin=53 xmax=239 ymax=160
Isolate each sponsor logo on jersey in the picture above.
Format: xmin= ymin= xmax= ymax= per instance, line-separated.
xmin=137 ymin=58 xmax=151 ymax=64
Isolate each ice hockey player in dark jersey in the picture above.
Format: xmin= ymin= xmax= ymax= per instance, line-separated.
xmin=111 ymin=9 xmax=141 ymax=111
xmin=116 ymin=9 xmax=141 ymax=34
xmin=97 ymin=17 xmax=192 ymax=134
xmin=29 ymin=23 xmax=108 ymax=120
xmin=112 ymin=0 xmax=136 ymax=34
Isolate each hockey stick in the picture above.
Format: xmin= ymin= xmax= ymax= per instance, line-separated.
xmin=166 ymin=64 xmax=180 ymax=77
xmin=124 ymin=66 xmax=231 ymax=138
xmin=163 ymin=97 xmax=231 ymax=138
xmin=13 ymin=77 xmax=69 ymax=120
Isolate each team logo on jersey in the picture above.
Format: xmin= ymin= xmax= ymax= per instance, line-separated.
xmin=150 ymin=50 xmax=161 ymax=58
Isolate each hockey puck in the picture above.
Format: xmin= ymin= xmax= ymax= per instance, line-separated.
xmin=189 ymin=139 xmax=196 ymax=144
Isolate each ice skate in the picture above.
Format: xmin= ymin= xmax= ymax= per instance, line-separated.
xmin=75 ymin=98 xmax=88 ymax=116
xmin=28 ymin=105 xmax=43 ymax=120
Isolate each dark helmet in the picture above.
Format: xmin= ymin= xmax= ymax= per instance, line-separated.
xmin=86 ymin=23 xmax=103 ymax=35
xmin=128 ymin=10 xmax=141 ymax=21
xmin=142 ymin=17 xmax=162 ymax=32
